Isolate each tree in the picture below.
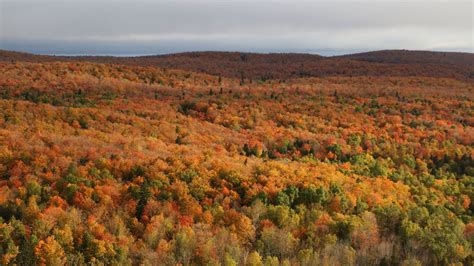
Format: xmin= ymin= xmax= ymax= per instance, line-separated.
xmin=223 ymin=252 xmax=238 ymax=266
xmin=246 ymin=251 xmax=263 ymax=266
xmin=274 ymin=192 xmax=290 ymax=206
xmin=175 ymin=227 xmax=196 ymax=265
xmin=259 ymin=227 xmax=298 ymax=258
xmin=264 ymin=256 xmax=279 ymax=266
xmin=374 ymin=204 xmax=405 ymax=236
xmin=297 ymin=186 xmax=328 ymax=206
xmin=0 ymin=223 xmax=19 ymax=265
xmin=421 ymin=208 xmax=470 ymax=263
xmin=34 ymin=236 xmax=66 ymax=266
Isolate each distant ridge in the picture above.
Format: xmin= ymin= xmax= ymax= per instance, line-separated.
xmin=339 ymin=50 xmax=474 ymax=67
xmin=1 ymin=49 xmax=473 ymax=81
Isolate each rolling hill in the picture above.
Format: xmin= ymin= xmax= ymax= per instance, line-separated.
xmin=1 ymin=49 xmax=473 ymax=81
xmin=0 ymin=49 xmax=472 ymax=265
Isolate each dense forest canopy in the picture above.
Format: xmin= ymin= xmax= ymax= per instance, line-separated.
xmin=1 ymin=49 xmax=473 ymax=82
xmin=0 ymin=51 xmax=472 ymax=265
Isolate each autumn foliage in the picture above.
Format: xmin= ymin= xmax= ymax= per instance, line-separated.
xmin=0 ymin=54 xmax=472 ymax=265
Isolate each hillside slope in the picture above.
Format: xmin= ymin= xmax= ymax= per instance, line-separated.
xmin=0 ymin=60 xmax=472 ymax=265
xmin=340 ymin=50 xmax=474 ymax=67
xmin=1 ymin=49 xmax=473 ymax=81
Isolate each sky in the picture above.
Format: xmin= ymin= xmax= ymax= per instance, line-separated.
xmin=0 ymin=0 xmax=472 ymax=56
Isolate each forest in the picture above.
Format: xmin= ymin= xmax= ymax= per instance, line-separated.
xmin=0 ymin=52 xmax=472 ymax=265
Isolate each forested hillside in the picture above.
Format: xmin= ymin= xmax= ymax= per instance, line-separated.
xmin=341 ymin=50 xmax=474 ymax=67
xmin=1 ymin=49 xmax=473 ymax=81
xmin=0 ymin=59 xmax=472 ymax=265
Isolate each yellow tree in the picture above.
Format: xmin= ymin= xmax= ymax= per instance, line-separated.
xmin=34 ymin=236 xmax=66 ymax=266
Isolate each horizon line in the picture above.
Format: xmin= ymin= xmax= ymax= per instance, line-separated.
xmin=2 ymin=48 xmax=474 ymax=59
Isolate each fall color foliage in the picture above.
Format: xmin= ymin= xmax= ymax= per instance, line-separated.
xmin=0 ymin=52 xmax=472 ymax=265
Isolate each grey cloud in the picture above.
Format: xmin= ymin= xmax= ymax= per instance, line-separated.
xmin=0 ymin=1 xmax=472 ymax=55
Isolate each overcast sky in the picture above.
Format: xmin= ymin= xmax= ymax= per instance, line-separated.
xmin=0 ymin=0 xmax=472 ymax=55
